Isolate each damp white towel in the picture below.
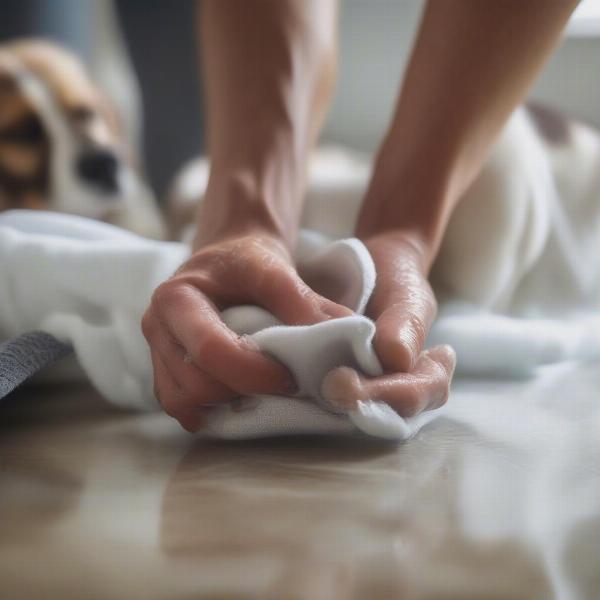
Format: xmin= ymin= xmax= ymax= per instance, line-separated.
xmin=3 ymin=115 xmax=600 ymax=439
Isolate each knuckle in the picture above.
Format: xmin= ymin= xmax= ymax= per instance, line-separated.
xmin=152 ymin=280 xmax=188 ymax=308
xmin=140 ymin=311 xmax=155 ymax=339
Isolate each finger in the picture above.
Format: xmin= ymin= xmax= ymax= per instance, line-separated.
xmin=144 ymin=313 xmax=226 ymax=406
xmin=321 ymin=345 xmax=456 ymax=418
xmin=151 ymin=282 xmax=297 ymax=395
xmin=151 ymin=350 xmax=213 ymax=432
xmin=157 ymin=335 xmax=235 ymax=405
xmin=374 ymin=302 xmax=436 ymax=373
xmin=365 ymin=244 xmax=437 ymax=372
xmin=252 ymin=260 xmax=353 ymax=325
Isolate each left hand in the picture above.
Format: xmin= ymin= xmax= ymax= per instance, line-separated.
xmin=321 ymin=231 xmax=456 ymax=417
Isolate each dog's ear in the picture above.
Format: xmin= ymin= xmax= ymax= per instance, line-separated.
xmin=0 ymin=54 xmax=20 ymax=124
xmin=6 ymin=40 xmax=116 ymax=121
xmin=0 ymin=67 xmax=15 ymax=95
xmin=0 ymin=51 xmax=15 ymax=82
xmin=8 ymin=41 xmax=130 ymax=159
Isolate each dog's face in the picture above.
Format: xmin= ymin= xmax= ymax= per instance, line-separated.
xmin=0 ymin=40 xmax=147 ymax=221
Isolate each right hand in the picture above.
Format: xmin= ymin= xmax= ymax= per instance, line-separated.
xmin=141 ymin=231 xmax=352 ymax=432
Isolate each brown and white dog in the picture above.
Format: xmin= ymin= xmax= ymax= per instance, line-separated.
xmin=0 ymin=39 xmax=163 ymax=238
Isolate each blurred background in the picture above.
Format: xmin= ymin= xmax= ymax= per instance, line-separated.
xmin=1 ymin=0 xmax=598 ymax=198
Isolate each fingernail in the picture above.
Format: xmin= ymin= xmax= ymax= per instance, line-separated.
xmin=321 ymin=367 xmax=364 ymax=411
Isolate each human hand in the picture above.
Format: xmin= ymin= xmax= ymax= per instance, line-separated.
xmin=141 ymin=231 xmax=352 ymax=432
xmin=322 ymin=231 xmax=456 ymax=417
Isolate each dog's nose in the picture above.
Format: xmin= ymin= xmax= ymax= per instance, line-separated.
xmin=76 ymin=150 xmax=119 ymax=193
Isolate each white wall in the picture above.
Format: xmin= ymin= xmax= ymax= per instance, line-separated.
xmin=323 ymin=0 xmax=600 ymax=152
xmin=532 ymin=38 xmax=600 ymax=129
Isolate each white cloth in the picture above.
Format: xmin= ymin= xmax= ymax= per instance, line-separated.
xmin=210 ymin=236 xmax=438 ymax=440
xmin=3 ymin=121 xmax=600 ymax=439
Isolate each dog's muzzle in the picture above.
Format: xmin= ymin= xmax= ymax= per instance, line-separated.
xmin=75 ymin=149 xmax=120 ymax=194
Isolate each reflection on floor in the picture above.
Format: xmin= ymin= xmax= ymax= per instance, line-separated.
xmin=1 ymin=363 xmax=599 ymax=599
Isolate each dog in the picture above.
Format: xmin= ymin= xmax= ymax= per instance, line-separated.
xmin=0 ymin=39 xmax=163 ymax=238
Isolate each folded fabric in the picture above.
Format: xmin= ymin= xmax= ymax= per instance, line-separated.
xmin=0 ymin=331 xmax=72 ymax=400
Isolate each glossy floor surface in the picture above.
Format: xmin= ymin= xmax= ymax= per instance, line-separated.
xmin=1 ymin=362 xmax=600 ymax=599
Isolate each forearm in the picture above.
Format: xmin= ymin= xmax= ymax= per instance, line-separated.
xmin=357 ymin=0 xmax=578 ymax=269
xmin=196 ymin=0 xmax=338 ymax=249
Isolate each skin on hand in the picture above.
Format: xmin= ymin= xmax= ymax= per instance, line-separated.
xmin=141 ymin=0 xmax=344 ymax=432
xmin=141 ymin=231 xmax=351 ymax=432
xmin=347 ymin=0 xmax=577 ymax=417
xmin=317 ymin=230 xmax=456 ymax=417
xmin=321 ymin=345 xmax=456 ymax=417
xmin=363 ymin=232 xmax=437 ymax=374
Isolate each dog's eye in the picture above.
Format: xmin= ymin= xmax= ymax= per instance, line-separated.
xmin=70 ymin=106 xmax=95 ymax=123
xmin=0 ymin=116 xmax=45 ymax=145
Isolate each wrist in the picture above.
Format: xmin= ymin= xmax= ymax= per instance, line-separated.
xmin=193 ymin=164 xmax=300 ymax=251
xmin=356 ymin=138 xmax=464 ymax=270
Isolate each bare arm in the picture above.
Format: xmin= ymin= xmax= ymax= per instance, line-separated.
xmin=326 ymin=0 xmax=578 ymax=413
xmin=142 ymin=1 xmax=345 ymax=432
xmin=196 ymin=0 xmax=337 ymax=248
xmin=144 ymin=0 xmax=579 ymax=429
xmin=358 ymin=0 xmax=579 ymax=258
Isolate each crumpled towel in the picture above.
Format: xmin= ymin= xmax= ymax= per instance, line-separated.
xmin=215 ymin=237 xmax=436 ymax=440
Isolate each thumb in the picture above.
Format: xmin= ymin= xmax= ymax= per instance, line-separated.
xmin=370 ymin=274 xmax=437 ymax=373
xmin=374 ymin=301 xmax=436 ymax=373
xmin=256 ymin=261 xmax=353 ymax=325
xmin=363 ymin=232 xmax=437 ymax=373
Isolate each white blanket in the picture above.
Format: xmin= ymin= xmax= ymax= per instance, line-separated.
xmin=3 ymin=118 xmax=600 ymax=439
